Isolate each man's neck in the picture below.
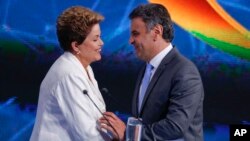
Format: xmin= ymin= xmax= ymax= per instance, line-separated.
xmin=147 ymin=40 xmax=170 ymax=62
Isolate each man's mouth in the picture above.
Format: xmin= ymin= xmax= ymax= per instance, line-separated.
xmin=97 ymin=48 xmax=102 ymax=52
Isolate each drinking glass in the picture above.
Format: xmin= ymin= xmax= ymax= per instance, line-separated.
xmin=126 ymin=117 xmax=142 ymax=141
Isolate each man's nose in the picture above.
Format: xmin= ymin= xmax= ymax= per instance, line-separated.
xmin=129 ymin=36 xmax=135 ymax=45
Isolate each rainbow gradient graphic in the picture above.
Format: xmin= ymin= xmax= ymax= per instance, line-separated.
xmin=150 ymin=0 xmax=250 ymax=60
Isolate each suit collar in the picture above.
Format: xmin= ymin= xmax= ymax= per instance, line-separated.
xmin=136 ymin=47 xmax=180 ymax=117
xmin=149 ymin=43 xmax=173 ymax=70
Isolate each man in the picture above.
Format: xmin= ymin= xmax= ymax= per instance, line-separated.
xmin=99 ymin=3 xmax=204 ymax=141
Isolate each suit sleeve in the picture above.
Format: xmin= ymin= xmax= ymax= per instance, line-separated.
xmin=142 ymin=65 xmax=204 ymax=140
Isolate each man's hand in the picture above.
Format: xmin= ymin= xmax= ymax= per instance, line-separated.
xmin=99 ymin=112 xmax=126 ymax=141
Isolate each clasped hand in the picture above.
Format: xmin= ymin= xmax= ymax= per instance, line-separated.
xmin=99 ymin=112 xmax=126 ymax=141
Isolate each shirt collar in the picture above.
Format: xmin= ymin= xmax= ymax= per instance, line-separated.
xmin=149 ymin=43 xmax=173 ymax=70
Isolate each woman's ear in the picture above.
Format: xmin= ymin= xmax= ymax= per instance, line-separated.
xmin=71 ymin=41 xmax=80 ymax=54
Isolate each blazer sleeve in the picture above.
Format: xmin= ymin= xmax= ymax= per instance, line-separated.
xmin=142 ymin=65 xmax=204 ymax=140
xmin=52 ymin=74 xmax=108 ymax=141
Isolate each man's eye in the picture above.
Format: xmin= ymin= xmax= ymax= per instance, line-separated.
xmin=133 ymin=33 xmax=139 ymax=36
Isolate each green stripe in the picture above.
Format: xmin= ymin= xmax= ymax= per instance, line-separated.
xmin=191 ymin=31 xmax=250 ymax=61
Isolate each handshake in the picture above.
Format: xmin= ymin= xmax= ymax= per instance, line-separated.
xmin=98 ymin=112 xmax=142 ymax=141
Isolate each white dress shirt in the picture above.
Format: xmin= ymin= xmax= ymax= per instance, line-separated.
xmin=30 ymin=52 xmax=110 ymax=141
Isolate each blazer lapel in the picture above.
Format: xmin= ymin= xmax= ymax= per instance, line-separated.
xmin=139 ymin=48 xmax=178 ymax=116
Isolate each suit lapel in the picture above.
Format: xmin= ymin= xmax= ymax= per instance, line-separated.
xmin=139 ymin=48 xmax=178 ymax=116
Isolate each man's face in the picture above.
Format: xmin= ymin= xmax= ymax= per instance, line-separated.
xmin=129 ymin=17 xmax=155 ymax=62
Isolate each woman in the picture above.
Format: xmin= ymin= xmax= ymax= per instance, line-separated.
xmin=30 ymin=6 xmax=110 ymax=141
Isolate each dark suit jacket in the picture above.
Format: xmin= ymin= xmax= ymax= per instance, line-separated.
xmin=132 ymin=48 xmax=204 ymax=141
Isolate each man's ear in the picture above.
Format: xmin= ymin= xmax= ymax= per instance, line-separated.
xmin=153 ymin=24 xmax=163 ymax=41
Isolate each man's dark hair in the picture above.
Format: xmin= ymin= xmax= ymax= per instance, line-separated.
xmin=129 ymin=3 xmax=174 ymax=42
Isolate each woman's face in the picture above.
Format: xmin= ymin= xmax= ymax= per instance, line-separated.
xmin=76 ymin=23 xmax=104 ymax=67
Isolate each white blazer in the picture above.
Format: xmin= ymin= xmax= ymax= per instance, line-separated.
xmin=30 ymin=52 xmax=110 ymax=141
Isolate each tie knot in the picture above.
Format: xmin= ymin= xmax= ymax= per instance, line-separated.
xmin=146 ymin=64 xmax=153 ymax=71
xmin=144 ymin=64 xmax=153 ymax=78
